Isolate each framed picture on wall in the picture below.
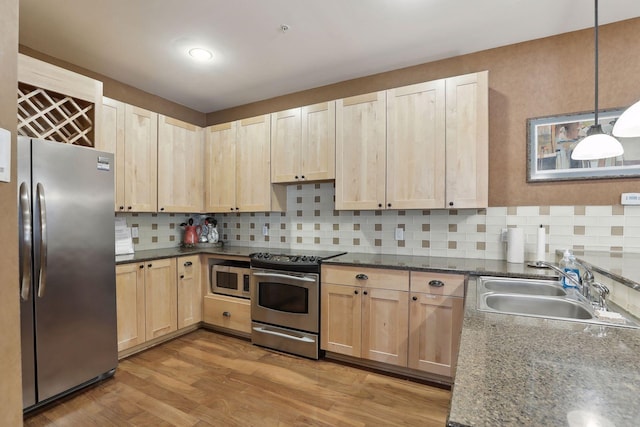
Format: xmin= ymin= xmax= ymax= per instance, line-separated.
xmin=526 ymin=108 xmax=640 ymax=182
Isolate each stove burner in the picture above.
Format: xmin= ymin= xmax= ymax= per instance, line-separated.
xmin=249 ymin=251 xmax=346 ymax=273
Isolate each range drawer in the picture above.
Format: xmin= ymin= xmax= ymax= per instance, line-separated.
xmin=203 ymin=294 xmax=251 ymax=334
xmin=322 ymin=265 xmax=409 ymax=291
xmin=410 ymin=271 xmax=465 ymax=297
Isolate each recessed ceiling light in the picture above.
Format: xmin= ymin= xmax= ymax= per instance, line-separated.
xmin=188 ymin=48 xmax=213 ymax=61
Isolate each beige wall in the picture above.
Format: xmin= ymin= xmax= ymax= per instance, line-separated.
xmin=207 ymin=18 xmax=640 ymax=207
xmin=1 ymin=0 xmax=25 ymax=424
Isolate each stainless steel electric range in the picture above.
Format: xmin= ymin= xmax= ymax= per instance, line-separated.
xmin=249 ymin=250 xmax=346 ymax=359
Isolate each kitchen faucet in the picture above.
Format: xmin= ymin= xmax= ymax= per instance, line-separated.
xmin=536 ymin=260 xmax=609 ymax=310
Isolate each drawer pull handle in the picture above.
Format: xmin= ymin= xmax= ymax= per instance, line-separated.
xmin=355 ymin=274 xmax=368 ymax=280
xmin=184 ymin=261 xmax=192 ymax=267
xmin=222 ymin=311 xmax=231 ymax=317
xmin=429 ymin=280 xmax=445 ymax=287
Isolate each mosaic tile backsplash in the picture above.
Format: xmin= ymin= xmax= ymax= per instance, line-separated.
xmin=116 ymin=182 xmax=640 ymax=260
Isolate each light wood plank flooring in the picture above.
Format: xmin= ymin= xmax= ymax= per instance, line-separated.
xmin=24 ymin=330 xmax=451 ymax=426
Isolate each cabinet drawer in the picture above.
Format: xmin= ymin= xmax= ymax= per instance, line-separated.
xmin=322 ymin=265 xmax=409 ymax=291
xmin=203 ymin=295 xmax=251 ymax=334
xmin=410 ymin=271 xmax=465 ymax=297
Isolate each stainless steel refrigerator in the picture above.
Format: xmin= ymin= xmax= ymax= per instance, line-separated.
xmin=18 ymin=137 xmax=118 ymax=412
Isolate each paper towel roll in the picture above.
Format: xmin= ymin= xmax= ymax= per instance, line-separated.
xmin=507 ymin=227 xmax=525 ymax=264
xmin=536 ymin=225 xmax=546 ymax=261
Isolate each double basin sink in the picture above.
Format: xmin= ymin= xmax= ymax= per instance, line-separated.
xmin=477 ymin=276 xmax=639 ymax=328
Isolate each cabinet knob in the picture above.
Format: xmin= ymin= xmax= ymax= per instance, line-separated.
xmin=148 ymin=263 xmax=152 ymax=268
xmin=223 ymin=311 xmax=231 ymax=317
xmin=160 ymin=207 xmax=165 ymax=211
xmin=354 ymin=290 xmax=359 ymax=295
xmin=139 ymin=264 xmax=144 ymax=269
xmin=355 ymin=274 xmax=368 ymax=280
xmin=127 ymin=206 xmax=132 ymax=210
xmin=387 ymin=203 xmax=391 ymax=208
xmin=235 ymin=207 xmax=239 ymax=211
xmin=295 ymin=175 xmax=299 ymax=179
xmin=412 ymin=296 xmax=418 ymax=301
xmin=363 ymin=290 xmax=368 ymax=295
xmin=230 ymin=208 xmax=234 ymax=211
xmin=378 ymin=203 xmax=382 ymax=208
xmin=119 ymin=206 xmax=124 ymax=210
xmin=180 ymin=274 xmax=184 ymax=279
xmin=449 ymin=201 xmax=454 ymax=207
xmin=184 ymin=261 xmax=192 ymax=267
xmin=429 ymin=280 xmax=445 ymax=288
xmin=301 ymin=175 xmax=305 ymax=180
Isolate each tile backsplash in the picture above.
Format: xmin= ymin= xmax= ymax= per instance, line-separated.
xmin=116 ymin=182 xmax=640 ymax=260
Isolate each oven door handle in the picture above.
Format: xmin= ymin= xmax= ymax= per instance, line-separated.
xmin=252 ymin=271 xmax=316 ymax=283
xmin=252 ymin=326 xmax=315 ymax=343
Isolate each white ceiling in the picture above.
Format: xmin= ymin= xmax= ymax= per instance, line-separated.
xmin=18 ymin=0 xmax=640 ymax=113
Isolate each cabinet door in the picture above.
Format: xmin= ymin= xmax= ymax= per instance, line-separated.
xmin=115 ymin=263 xmax=145 ymax=352
xmin=204 ymin=122 xmax=237 ymax=213
xmin=361 ymin=288 xmax=409 ymax=367
xmin=124 ymin=105 xmax=158 ymax=212
xmin=301 ymin=101 xmax=336 ymax=181
xmin=335 ymin=91 xmax=386 ymax=210
xmin=445 ymin=71 xmax=488 ymax=208
xmin=408 ymin=293 xmax=464 ymax=377
xmin=144 ymin=258 xmax=177 ymax=340
xmin=100 ymin=97 xmax=126 ymax=212
xmin=236 ymin=115 xmax=271 ymax=212
xmin=271 ymin=108 xmax=301 ymax=183
xmin=387 ymin=81 xmax=446 ymax=209
xmin=321 ymin=283 xmax=362 ymax=357
xmin=177 ymin=255 xmax=202 ymax=329
xmin=157 ymin=115 xmax=204 ymax=213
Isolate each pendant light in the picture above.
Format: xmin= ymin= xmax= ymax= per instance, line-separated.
xmin=571 ymin=0 xmax=625 ymax=161
xmin=612 ymin=99 xmax=640 ymax=137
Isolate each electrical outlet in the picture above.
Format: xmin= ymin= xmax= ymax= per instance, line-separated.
xmin=395 ymin=227 xmax=404 ymax=241
xmin=131 ymin=227 xmax=139 ymax=238
xmin=501 ymin=228 xmax=508 ymax=242
xmin=262 ymin=224 xmax=269 ymax=236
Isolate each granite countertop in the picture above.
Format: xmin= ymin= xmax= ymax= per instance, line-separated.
xmin=447 ymin=275 xmax=640 ymax=427
xmin=115 ymin=245 xmax=267 ymax=264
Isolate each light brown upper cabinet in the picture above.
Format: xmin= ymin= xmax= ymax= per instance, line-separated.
xmin=271 ymin=101 xmax=336 ymax=183
xmin=205 ymin=115 xmax=286 ymax=213
xmin=157 ymin=115 xmax=204 ymax=213
xmin=387 ymin=80 xmax=446 ymax=209
xmin=335 ymin=92 xmax=387 ymax=210
xmin=444 ymin=71 xmax=488 ymax=208
xmin=335 ymin=71 xmax=488 ymax=210
xmin=100 ymin=99 xmax=158 ymax=212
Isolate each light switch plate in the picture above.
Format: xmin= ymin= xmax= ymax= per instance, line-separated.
xmin=395 ymin=227 xmax=404 ymax=241
xmin=621 ymin=193 xmax=640 ymax=205
xmin=262 ymin=224 xmax=269 ymax=236
xmin=0 ymin=128 xmax=10 ymax=183
xmin=131 ymin=227 xmax=139 ymax=238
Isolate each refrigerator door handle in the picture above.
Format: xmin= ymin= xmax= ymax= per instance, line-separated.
xmin=36 ymin=182 xmax=48 ymax=298
xmin=19 ymin=181 xmax=32 ymax=302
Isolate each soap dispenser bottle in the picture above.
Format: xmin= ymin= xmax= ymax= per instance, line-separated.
xmin=560 ymin=250 xmax=580 ymax=288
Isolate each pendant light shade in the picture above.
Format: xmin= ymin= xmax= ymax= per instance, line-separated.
xmin=612 ymin=99 xmax=640 ymax=137
xmin=571 ymin=126 xmax=624 ymax=160
xmin=570 ymin=0 xmax=624 ymax=161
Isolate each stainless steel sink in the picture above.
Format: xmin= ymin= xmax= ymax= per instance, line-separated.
xmin=482 ymin=294 xmax=593 ymax=320
xmin=476 ymin=276 xmax=640 ymax=328
xmin=479 ymin=276 xmax=566 ymax=296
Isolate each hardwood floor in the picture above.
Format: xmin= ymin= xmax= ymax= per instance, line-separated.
xmin=24 ymin=330 xmax=451 ymax=426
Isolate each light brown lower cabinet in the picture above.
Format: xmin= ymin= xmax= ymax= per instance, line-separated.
xmin=203 ymin=294 xmax=251 ymax=334
xmin=321 ymin=265 xmax=465 ymax=379
xmin=321 ymin=266 xmax=410 ymax=367
xmin=177 ymin=255 xmax=202 ymax=329
xmin=408 ymin=271 xmax=465 ymax=377
xmin=116 ymin=257 xmax=179 ymax=353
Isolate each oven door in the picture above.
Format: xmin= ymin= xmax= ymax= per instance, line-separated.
xmin=250 ymin=269 xmax=319 ymax=333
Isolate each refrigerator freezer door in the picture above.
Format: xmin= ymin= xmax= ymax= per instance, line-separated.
xmin=31 ymin=139 xmax=117 ymax=403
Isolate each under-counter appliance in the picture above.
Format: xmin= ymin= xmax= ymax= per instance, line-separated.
xmin=18 ymin=137 xmax=117 ymax=412
xmin=209 ymin=260 xmax=251 ymax=298
xmin=250 ymin=250 xmax=346 ymax=359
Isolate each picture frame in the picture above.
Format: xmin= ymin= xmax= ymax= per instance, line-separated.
xmin=526 ymin=108 xmax=640 ymax=182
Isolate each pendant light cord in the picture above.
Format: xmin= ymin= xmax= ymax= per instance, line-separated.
xmin=594 ymin=0 xmax=599 ymax=124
